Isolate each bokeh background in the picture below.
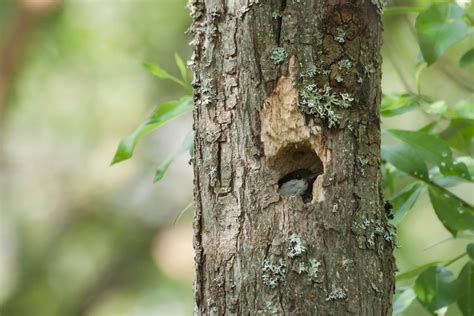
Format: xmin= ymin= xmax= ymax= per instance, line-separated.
xmin=0 ymin=0 xmax=472 ymax=315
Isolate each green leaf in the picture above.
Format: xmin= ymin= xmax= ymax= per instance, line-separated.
xmin=418 ymin=121 xmax=438 ymax=133
xmin=456 ymin=261 xmax=474 ymax=316
xmin=396 ymin=261 xmax=442 ymax=282
xmin=174 ymin=201 xmax=194 ymax=224
xmin=393 ymin=287 xmax=417 ymax=315
xmin=460 ymin=48 xmax=474 ymax=68
xmin=381 ymin=94 xmax=428 ymax=117
xmin=174 ymin=53 xmax=189 ymax=87
xmin=415 ymin=3 xmax=470 ymax=66
xmin=414 ymin=265 xmax=458 ymax=313
xmin=143 ymin=62 xmax=187 ymax=88
xmin=390 ymin=182 xmax=425 ymax=225
xmin=154 ymin=131 xmax=194 ymax=183
xmin=428 ymin=186 xmax=474 ymax=236
xmin=382 ymin=142 xmax=429 ymax=180
xmin=467 ymin=243 xmax=474 ymax=260
xmin=415 ymin=62 xmax=427 ymax=93
xmin=450 ymin=98 xmax=474 ymax=120
xmin=382 ymin=163 xmax=398 ymax=196
xmin=420 ymin=100 xmax=448 ymax=116
xmin=440 ymin=119 xmax=474 ymax=155
xmin=385 ymin=129 xmax=472 ymax=181
xmin=111 ymin=96 xmax=193 ymax=165
xmin=431 ymin=157 xmax=474 ymax=187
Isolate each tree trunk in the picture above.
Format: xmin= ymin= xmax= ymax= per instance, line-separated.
xmin=189 ymin=0 xmax=395 ymax=314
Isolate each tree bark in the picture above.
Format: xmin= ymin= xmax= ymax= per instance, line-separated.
xmin=190 ymin=0 xmax=395 ymax=315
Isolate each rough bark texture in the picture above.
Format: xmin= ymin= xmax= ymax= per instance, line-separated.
xmin=190 ymin=0 xmax=395 ymax=314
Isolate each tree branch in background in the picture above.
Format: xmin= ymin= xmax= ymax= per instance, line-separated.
xmin=0 ymin=0 xmax=61 ymax=122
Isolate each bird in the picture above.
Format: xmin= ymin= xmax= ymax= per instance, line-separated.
xmin=278 ymin=169 xmax=319 ymax=203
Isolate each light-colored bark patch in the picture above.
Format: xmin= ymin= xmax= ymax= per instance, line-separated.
xmin=260 ymin=56 xmax=326 ymax=201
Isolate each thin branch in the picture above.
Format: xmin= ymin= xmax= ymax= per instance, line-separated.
xmin=384 ymin=39 xmax=413 ymax=93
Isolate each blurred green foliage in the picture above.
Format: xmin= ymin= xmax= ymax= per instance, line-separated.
xmin=1 ymin=0 xmax=194 ymax=315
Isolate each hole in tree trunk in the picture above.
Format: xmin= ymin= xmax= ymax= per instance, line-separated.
xmin=270 ymin=142 xmax=324 ymax=203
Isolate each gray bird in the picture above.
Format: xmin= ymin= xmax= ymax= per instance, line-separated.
xmin=278 ymin=169 xmax=319 ymax=203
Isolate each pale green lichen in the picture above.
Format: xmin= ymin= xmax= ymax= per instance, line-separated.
xmin=262 ymin=258 xmax=286 ymax=288
xmin=271 ymin=11 xmax=281 ymax=19
xmin=288 ymin=234 xmax=306 ymax=258
xmin=384 ymin=224 xmax=397 ymax=248
xmin=308 ymin=258 xmax=322 ymax=279
xmin=358 ymin=157 xmax=369 ymax=176
xmin=367 ymin=232 xmax=376 ymax=248
xmin=270 ymin=47 xmax=288 ymax=64
xmin=374 ymin=222 xmax=385 ymax=235
xmin=374 ymin=220 xmax=397 ymax=248
xmin=265 ymin=301 xmax=278 ymax=314
xmin=371 ymin=0 xmax=385 ymax=15
xmin=334 ymin=27 xmax=346 ymax=43
xmin=326 ymin=287 xmax=347 ymax=301
xmin=335 ymin=74 xmax=343 ymax=83
xmin=371 ymin=281 xmax=381 ymax=293
xmin=201 ymin=78 xmax=217 ymax=107
xmin=297 ymin=262 xmax=307 ymax=274
xmin=297 ymin=63 xmax=354 ymax=127
xmin=364 ymin=63 xmax=376 ymax=75
xmin=299 ymin=64 xmax=330 ymax=78
xmin=352 ymin=216 xmax=371 ymax=232
xmin=299 ymin=84 xmax=354 ymax=128
xmin=342 ymin=258 xmax=354 ymax=272
xmin=340 ymin=93 xmax=354 ymax=106
xmin=300 ymin=64 xmax=320 ymax=77
xmin=338 ymin=59 xmax=353 ymax=70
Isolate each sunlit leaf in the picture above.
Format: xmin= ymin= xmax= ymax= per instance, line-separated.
xmin=418 ymin=121 xmax=438 ymax=133
xmin=111 ymin=96 xmax=193 ymax=165
xmin=415 ymin=3 xmax=470 ymax=65
xmin=154 ymin=131 xmax=194 ymax=183
xmin=450 ymin=98 xmax=474 ymax=120
xmin=381 ymin=94 xmax=428 ymax=117
xmin=428 ymin=186 xmax=474 ymax=236
xmin=174 ymin=53 xmax=189 ymax=87
xmin=414 ymin=265 xmax=458 ymax=313
xmin=385 ymin=129 xmax=472 ymax=181
xmin=456 ymin=261 xmax=474 ymax=316
xmin=460 ymin=48 xmax=474 ymax=68
xmin=390 ymin=182 xmax=425 ymax=225
xmin=431 ymin=174 xmax=467 ymax=188
xmin=440 ymin=119 xmax=474 ymax=155
xmin=143 ymin=62 xmax=187 ymax=88
xmin=393 ymin=287 xmax=417 ymax=316
xmin=420 ymin=100 xmax=448 ymax=116
xmin=415 ymin=62 xmax=427 ymax=93
xmin=431 ymin=157 xmax=474 ymax=187
xmin=382 ymin=142 xmax=429 ymax=180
